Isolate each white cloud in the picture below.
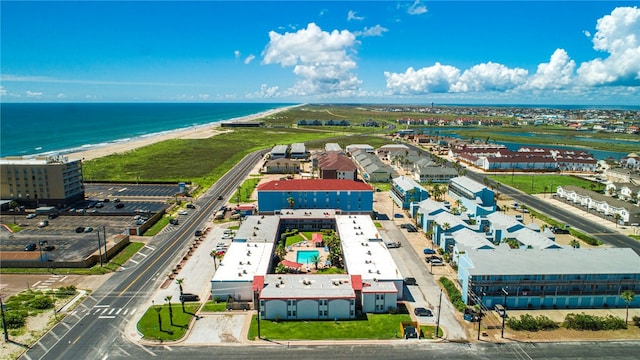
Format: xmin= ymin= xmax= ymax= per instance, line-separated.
xmin=26 ymin=91 xmax=43 ymax=97
xmin=384 ymin=61 xmax=528 ymax=94
xmin=262 ymin=23 xmax=361 ymax=96
xmin=577 ymin=6 xmax=640 ymax=86
xmin=198 ymin=94 xmax=210 ymax=100
xmin=347 ymin=10 xmax=364 ymax=21
xmin=244 ymin=54 xmax=256 ymax=64
xmin=234 ymin=50 xmax=241 ymax=59
xmin=384 ymin=63 xmax=461 ymax=94
xmin=56 ymin=93 xmax=65 ymax=98
xmin=407 ymin=0 xmax=427 ymax=15
xmin=355 ymin=25 xmax=388 ymax=38
xmin=522 ymin=49 xmax=575 ymax=90
xmin=252 ymin=84 xmax=280 ymax=98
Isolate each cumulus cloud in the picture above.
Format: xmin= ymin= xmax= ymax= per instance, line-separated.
xmin=452 ymin=62 xmax=528 ymax=92
xmin=577 ymin=6 xmax=640 ymax=86
xmin=347 ymin=10 xmax=364 ymax=21
xmin=522 ymin=49 xmax=576 ymax=90
xmin=26 ymin=91 xmax=43 ymax=97
xmin=354 ymin=25 xmax=388 ymax=38
xmin=262 ymin=23 xmax=361 ymax=96
xmin=253 ymin=84 xmax=280 ymax=98
xmin=384 ymin=63 xmax=461 ymax=94
xmin=244 ymin=54 xmax=256 ymax=64
xmin=234 ymin=50 xmax=241 ymax=59
xmin=407 ymin=0 xmax=427 ymax=15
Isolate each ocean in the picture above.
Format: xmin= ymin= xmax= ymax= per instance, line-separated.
xmin=0 ymin=103 xmax=296 ymax=157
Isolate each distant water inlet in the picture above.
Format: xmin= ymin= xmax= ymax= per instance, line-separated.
xmin=296 ymin=250 xmax=320 ymax=265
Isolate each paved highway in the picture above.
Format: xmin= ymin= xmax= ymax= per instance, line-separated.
xmin=21 ymin=150 xmax=266 ymax=360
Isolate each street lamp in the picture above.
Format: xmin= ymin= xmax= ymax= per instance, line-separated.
xmin=477 ymin=287 xmax=486 ymax=341
xmin=501 ymin=287 xmax=509 ymax=338
xmin=435 ymin=289 xmax=443 ymax=338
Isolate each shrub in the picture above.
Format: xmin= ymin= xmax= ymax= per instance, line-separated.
xmin=3 ymin=311 xmax=27 ymax=329
xmin=29 ymin=295 xmax=53 ymax=310
xmin=563 ymin=313 xmax=627 ymax=331
xmin=507 ymin=314 xmax=559 ymax=331
xmin=56 ymin=285 xmax=77 ymax=298
xmin=439 ymin=277 xmax=466 ymax=312
xmin=632 ymin=315 xmax=640 ymax=327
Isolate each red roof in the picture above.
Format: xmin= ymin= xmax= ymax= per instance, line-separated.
xmin=350 ymin=275 xmax=363 ymax=291
xmin=257 ymin=179 xmax=372 ymax=191
xmin=312 ymin=233 xmax=323 ymax=244
xmin=252 ymin=275 xmax=264 ymax=291
xmin=280 ymin=260 xmax=303 ymax=268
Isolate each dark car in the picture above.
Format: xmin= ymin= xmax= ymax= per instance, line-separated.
xmin=195 ymin=230 xmax=202 ymax=237
xmin=170 ymin=218 xmax=179 ymax=225
xmin=403 ymin=325 xmax=418 ymax=339
xmin=552 ymin=227 xmax=570 ymax=234
xmin=404 ymin=277 xmax=417 ymax=286
xmin=186 ymin=203 xmax=196 ymax=209
xmin=414 ymin=307 xmax=433 ymax=317
xmin=179 ymin=293 xmax=200 ymax=302
xmin=399 ymin=223 xmax=411 ymax=229
xmin=217 ymin=195 xmax=223 ymax=200
xmin=102 ymin=198 xmax=110 ymax=203
xmin=24 ymin=243 xmax=37 ymax=251
xmin=48 ymin=213 xmax=59 ymax=219
xmin=42 ymin=245 xmax=56 ymax=251
xmin=75 ymin=226 xmax=85 ymax=233
xmin=423 ymin=248 xmax=436 ymax=254
xmin=115 ymin=203 xmax=125 ymax=209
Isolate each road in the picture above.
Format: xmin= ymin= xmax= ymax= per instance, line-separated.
xmin=20 ymin=150 xmax=266 ymax=360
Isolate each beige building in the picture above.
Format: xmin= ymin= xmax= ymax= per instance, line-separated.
xmin=0 ymin=155 xmax=84 ymax=208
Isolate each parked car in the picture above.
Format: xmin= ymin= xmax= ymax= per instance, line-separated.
xmin=115 ymin=203 xmax=125 ymax=209
xmin=113 ymin=198 xmax=120 ymax=203
xmin=95 ymin=202 xmax=104 ymax=208
xmin=75 ymin=226 xmax=85 ymax=233
xmin=84 ymin=226 xmax=93 ymax=233
xmin=494 ymin=304 xmax=507 ymax=318
xmin=102 ymin=198 xmax=110 ymax=203
xmin=26 ymin=213 xmax=37 ymax=219
xmin=399 ymin=223 xmax=411 ymax=229
xmin=221 ymin=234 xmax=233 ymax=240
xmin=24 ymin=243 xmax=37 ymax=251
xmin=186 ymin=203 xmax=196 ymax=209
xmin=385 ymin=241 xmax=401 ymax=248
xmin=404 ymin=277 xmax=417 ymax=286
xmin=169 ymin=218 xmax=179 ymax=225
xmin=194 ymin=230 xmax=202 ymax=237
xmin=42 ymin=245 xmax=56 ymax=251
xmin=47 ymin=213 xmax=59 ymax=219
xmin=403 ymin=325 xmax=418 ymax=339
xmin=178 ymin=210 xmax=188 ymax=215
xmin=38 ymin=220 xmax=49 ymax=228
xmin=414 ymin=307 xmax=433 ymax=317
xmin=217 ymin=195 xmax=223 ymax=200
xmin=552 ymin=227 xmax=570 ymax=234
xmin=179 ymin=293 xmax=200 ymax=302
xmin=423 ymin=248 xmax=436 ymax=255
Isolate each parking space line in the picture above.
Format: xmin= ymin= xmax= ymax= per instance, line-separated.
xmin=37 ymin=341 xmax=47 ymax=351
xmin=49 ymin=330 xmax=60 ymax=341
xmin=94 ymin=305 xmax=109 ymax=308
xmin=130 ymin=308 xmax=137 ymax=315
xmin=59 ymin=276 xmax=68 ymax=282
xmin=138 ymin=252 xmax=148 ymax=257
xmin=129 ymin=259 xmax=140 ymax=264
xmin=116 ymin=308 xmax=123 ymax=315
xmin=60 ymin=321 xmax=72 ymax=330
xmin=144 ymin=245 xmax=155 ymax=251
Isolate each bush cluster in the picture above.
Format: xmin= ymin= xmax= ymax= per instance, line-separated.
xmin=507 ymin=314 xmax=559 ymax=331
xmin=3 ymin=311 xmax=27 ymax=329
xmin=438 ymin=277 xmax=466 ymax=312
xmin=56 ymin=285 xmax=77 ymax=298
xmin=280 ymin=228 xmax=299 ymax=241
xmin=563 ymin=313 xmax=627 ymax=330
xmin=29 ymin=295 xmax=54 ymax=310
xmin=633 ymin=315 xmax=640 ymax=327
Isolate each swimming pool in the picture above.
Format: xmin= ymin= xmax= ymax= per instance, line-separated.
xmin=296 ymin=250 xmax=320 ymax=264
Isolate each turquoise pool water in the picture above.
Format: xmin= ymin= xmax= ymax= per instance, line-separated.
xmin=296 ymin=250 xmax=320 ymax=264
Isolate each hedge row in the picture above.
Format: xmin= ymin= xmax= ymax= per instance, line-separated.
xmin=564 ymin=313 xmax=627 ymax=330
xmin=438 ymin=277 xmax=466 ymax=312
xmin=507 ymin=314 xmax=559 ymax=331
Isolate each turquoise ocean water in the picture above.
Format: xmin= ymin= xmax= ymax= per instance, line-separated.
xmin=0 ymin=103 xmax=296 ymax=157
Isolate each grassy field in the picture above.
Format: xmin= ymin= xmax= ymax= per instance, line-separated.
xmin=489 ymin=174 xmax=604 ymax=195
xmin=137 ymin=303 xmax=200 ymax=341
xmin=231 ymin=177 xmax=262 ymax=203
xmin=201 ymin=300 xmax=227 ymax=312
xmin=247 ymin=313 xmax=415 ymax=340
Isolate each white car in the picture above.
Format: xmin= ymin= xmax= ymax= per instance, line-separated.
xmin=26 ymin=213 xmax=37 ymax=219
xmin=178 ymin=210 xmax=188 ymax=215
xmin=221 ymin=234 xmax=233 ymax=240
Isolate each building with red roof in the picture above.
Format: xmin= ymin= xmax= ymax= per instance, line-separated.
xmin=257 ymin=179 xmax=373 ymax=214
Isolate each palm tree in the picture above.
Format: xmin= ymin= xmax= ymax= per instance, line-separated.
xmin=569 ymin=239 xmax=580 ymax=248
xmin=165 ymin=295 xmax=174 ymax=326
xmin=153 ymin=305 xmax=163 ymax=331
xmin=275 ymin=263 xmax=287 ymax=274
xmin=287 ymin=197 xmax=295 ymax=209
xmin=176 ymin=278 xmax=185 ymax=312
xmin=614 ymin=213 xmax=622 ymax=227
xmin=309 ymin=254 xmax=322 ymax=270
xmin=275 ymin=243 xmax=287 ymax=261
xmin=621 ymin=290 xmax=636 ymax=324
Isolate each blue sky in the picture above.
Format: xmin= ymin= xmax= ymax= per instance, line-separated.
xmin=1 ymin=1 xmax=639 ymax=105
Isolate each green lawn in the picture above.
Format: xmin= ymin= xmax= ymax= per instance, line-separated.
xmin=285 ymin=234 xmax=305 ymax=247
xmin=143 ymin=216 xmax=171 ymax=236
xmin=137 ymin=303 xmax=200 ymax=341
xmin=247 ymin=313 xmax=413 ymax=340
xmin=201 ymin=301 xmax=228 ymax=312
xmin=489 ymin=174 xmax=603 ymax=195
xmin=231 ymin=177 xmax=261 ymax=203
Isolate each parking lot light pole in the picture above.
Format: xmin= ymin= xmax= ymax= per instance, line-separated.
xmin=96 ymin=231 xmax=103 ymax=267
xmin=501 ymin=287 xmax=509 ymax=338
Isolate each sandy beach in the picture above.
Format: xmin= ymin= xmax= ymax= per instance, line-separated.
xmin=67 ymin=104 xmax=301 ymax=161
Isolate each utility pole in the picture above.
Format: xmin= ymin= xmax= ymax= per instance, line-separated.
xmin=0 ymin=296 xmax=9 ymax=341
xmin=501 ymin=287 xmax=509 ymax=338
xmin=477 ymin=288 xmax=485 ymax=341
xmin=103 ymin=226 xmax=108 ymax=262
xmin=96 ymin=230 xmax=103 ymax=267
xmin=255 ymin=290 xmax=261 ymax=339
xmin=435 ymin=289 xmax=443 ymax=338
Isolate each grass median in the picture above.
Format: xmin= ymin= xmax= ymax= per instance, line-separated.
xmin=137 ymin=303 xmax=200 ymax=341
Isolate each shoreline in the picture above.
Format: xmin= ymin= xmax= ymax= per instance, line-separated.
xmin=57 ymin=104 xmax=302 ymax=162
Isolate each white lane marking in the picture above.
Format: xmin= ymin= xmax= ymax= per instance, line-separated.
xmin=101 ymin=308 xmax=109 ymax=314
xmin=49 ymin=331 xmax=60 ymax=340
xmin=32 ymin=281 xmax=42 ymax=287
xmin=129 ymin=259 xmax=139 ymax=264
xmin=116 ymin=308 xmax=123 ymax=315
xmin=108 ymin=308 xmax=115 ymax=315
xmin=98 ymin=316 xmax=116 ymax=319
xmin=116 ymin=345 xmax=132 ymax=357
xmin=123 ymin=309 xmax=129 ymax=315
xmin=59 ymin=276 xmax=68 ymax=282
xmin=94 ymin=305 xmax=109 ymax=308
xmin=129 ymin=308 xmax=137 ymax=315
xmin=144 ymin=245 xmax=156 ymax=251
xmin=163 ymin=345 xmax=172 ymax=351
xmin=37 ymin=341 xmax=47 ymax=351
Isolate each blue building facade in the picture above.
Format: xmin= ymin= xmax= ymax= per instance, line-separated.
xmin=257 ymin=179 xmax=374 ymax=214
xmin=390 ymin=176 xmax=429 ymax=210
xmin=458 ymin=248 xmax=640 ymax=310
xmin=447 ymin=176 xmax=496 ymax=217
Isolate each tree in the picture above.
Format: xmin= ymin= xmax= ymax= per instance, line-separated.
xmin=309 ymin=254 xmax=322 ymax=270
xmin=154 ymin=305 xmax=163 ymax=332
xmin=569 ymin=239 xmax=580 ymax=248
xmin=275 ymin=243 xmax=287 ymax=260
xmin=621 ymin=290 xmax=636 ymax=324
xmin=614 ymin=213 xmax=622 ymax=227
xmin=275 ymin=263 xmax=287 ymax=274
xmin=165 ymin=295 xmax=174 ymax=326
xmin=176 ymin=278 xmax=185 ymax=313
xmin=287 ymin=197 xmax=295 ymax=209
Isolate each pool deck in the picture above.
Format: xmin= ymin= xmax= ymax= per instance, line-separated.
xmin=284 ymin=239 xmax=329 ymax=273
